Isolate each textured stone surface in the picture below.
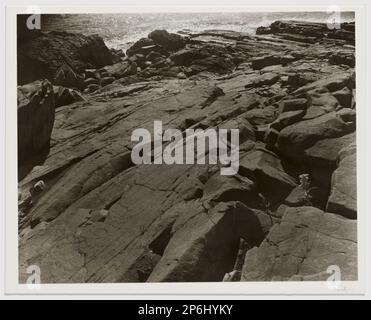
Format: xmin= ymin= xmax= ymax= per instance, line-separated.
xmin=18 ymin=30 xmax=118 ymax=84
xmin=326 ymin=147 xmax=357 ymax=219
xmin=239 ymin=147 xmax=297 ymax=203
xmin=241 ymin=206 xmax=357 ymax=281
xmin=18 ymin=21 xmax=357 ymax=283
xmin=277 ymin=112 xmax=353 ymax=161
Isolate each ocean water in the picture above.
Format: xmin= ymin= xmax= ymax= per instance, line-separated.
xmin=42 ymin=12 xmax=355 ymax=51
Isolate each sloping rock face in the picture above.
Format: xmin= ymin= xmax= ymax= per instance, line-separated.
xmin=147 ymin=202 xmax=264 ymax=282
xmin=241 ymin=206 xmax=357 ymax=281
xmin=18 ymin=30 xmax=118 ymax=85
xmin=18 ymin=20 xmax=357 ymax=283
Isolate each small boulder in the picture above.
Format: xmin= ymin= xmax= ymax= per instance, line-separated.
xmin=53 ymin=86 xmax=84 ymax=108
xmin=126 ymin=38 xmax=155 ymax=57
xmin=148 ymin=30 xmax=185 ymax=52
xmin=243 ymin=106 xmax=277 ymax=126
xmin=170 ymin=48 xmax=208 ymax=66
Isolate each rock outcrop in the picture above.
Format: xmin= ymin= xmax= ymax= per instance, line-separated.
xmin=18 ymin=30 xmax=119 ymax=85
xmin=18 ymin=20 xmax=357 ymax=283
xmin=241 ymin=206 xmax=357 ymax=281
xmin=326 ymin=143 xmax=357 ymax=219
xmin=17 ymin=80 xmax=55 ymax=164
xmin=256 ymin=20 xmax=355 ymax=45
xmin=148 ymin=30 xmax=186 ymax=52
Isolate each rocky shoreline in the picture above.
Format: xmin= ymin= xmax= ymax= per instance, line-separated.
xmin=18 ymin=20 xmax=356 ymax=282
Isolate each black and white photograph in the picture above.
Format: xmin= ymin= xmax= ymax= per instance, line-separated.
xmin=2 ymin=1 xmax=370 ymax=300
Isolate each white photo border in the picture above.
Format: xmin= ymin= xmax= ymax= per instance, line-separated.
xmin=4 ymin=3 xmax=367 ymax=296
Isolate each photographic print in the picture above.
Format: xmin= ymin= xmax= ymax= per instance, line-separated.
xmin=14 ymin=7 xmax=358 ymax=288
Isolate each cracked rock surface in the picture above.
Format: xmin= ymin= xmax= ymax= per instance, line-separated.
xmin=18 ymin=20 xmax=356 ymax=282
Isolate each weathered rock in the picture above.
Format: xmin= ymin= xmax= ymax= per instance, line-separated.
xmin=53 ymin=86 xmax=84 ymax=108
xmin=338 ymin=141 xmax=356 ymax=161
xmin=309 ymin=89 xmax=339 ymax=112
xmin=279 ymin=98 xmax=309 ymax=114
xmin=147 ymin=201 xmax=264 ymax=282
xmin=326 ymin=148 xmax=356 ymax=219
xmin=202 ymin=174 xmax=261 ymax=209
xmin=257 ymin=20 xmax=355 ymax=44
xmin=18 ymin=30 xmax=117 ymax=84
xmin=241 ymin=206 xmax=357 ymax=281
xmin=285 ymin=73 xmax=312 ymax=87
xmin=332 ymin=87 xmax=353 ymax=109
xmin=337 ymin=108 xmax=356 ymax=123
xmin=218 ymin=117 xmax=255 ymax=143
xmin=146 ymin=51 xmax=164 ymax=62
xmin=245 ymin=73 xmax=280 ymax=88
xmin=303 ymin=132 xmax=356 ymax=167
xmin=277 ymin=33 xmax=317 ymax=44
xmin=126 ymin=38 xmax=155 ymax=56
xmin=270 ymin=109 xmax=305 ymax=131
xmin=148 ymin=30 xmax=186 ymax=52
xmin=284 ymin=185 xmax=311 ymax=207
xmin=170 ymin=47 xmax=207 ymax=66
xmin=264 ymin=128 xmax=279 ymax=147
xmin=17 ymin=20 xmax=356 ymax=284
xmin=101 ymin=61 xmax=130 ymax=79
xmin=243 ymin=106 xmax=277 ymax=126
xmin=251 ymin=55 xmax=296 ymax=70
xmin=17 ymin=80 xmax=55 ymax=163
xmin=303 ymin=105 xmax=326 ymax=120
xmin=54 ymin=63 xmax=85 ymax=90
xmin=294 ymin=72 xmax=355 ymax=95
xmin=239 ymin=147 xmax=297 ymax=202
xmin=251 ymin=56 xmax=278 ymax=70
xmin=329 ymin=51 xmax=355 ymax=67
xmin=277 ymin=112 xmax=353 ymax=161
xmin=123 ymin=62 xmax=138 ymax=76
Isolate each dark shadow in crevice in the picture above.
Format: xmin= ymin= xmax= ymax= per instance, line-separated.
xmin=18 ymin=145 xmax=50 ymax=181
xmin=149 ymin=225 xmax=173 ymax=256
